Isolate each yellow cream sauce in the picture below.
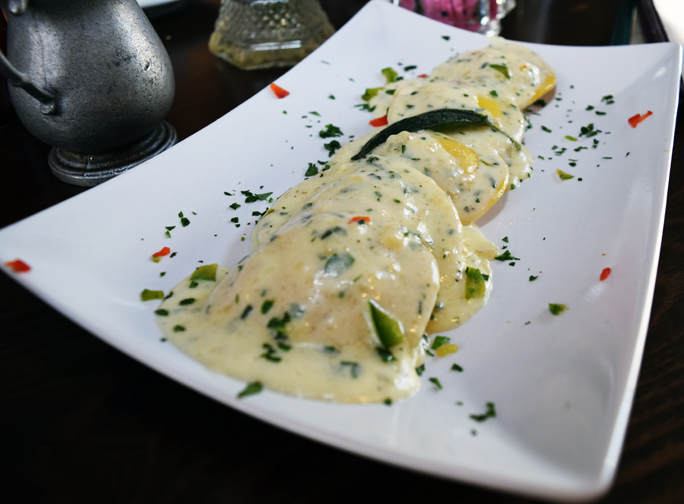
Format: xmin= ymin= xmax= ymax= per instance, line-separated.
xmin=156 ymin=39 xmax=554 ymax=403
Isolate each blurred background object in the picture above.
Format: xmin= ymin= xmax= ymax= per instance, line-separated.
xmin=0 ymin=9 xmax=12 ymax=128
xmin=209 ymin=0 xmax=334 ymax=70
xmin=392 ymin=0 xmax=516 ymax=36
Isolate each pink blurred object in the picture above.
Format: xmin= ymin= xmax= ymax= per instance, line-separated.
xmin=396 ymin=0 xmax=515 ymax=35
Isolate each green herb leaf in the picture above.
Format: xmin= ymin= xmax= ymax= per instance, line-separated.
xmin=494 ymin=250 xmax=520 ymax=261
xmin=179 ymin=298 xmax=195 ymax=306
xmin=305 ymin=163 xmax=319 ymax=177
xmin=351 ymin=109 xmax=517 ymax=161
xmin=416 ymin=363 xmax=425 ymax=376
xmin=451 ymin=363 xmax=463 ymax=372
xmin=319 ymin=124 xmax=343 ymax=138
xmin=261 ymin=299 xmax=275 ymax=314
xmin=238 ymin=381 xmax=263 ymax=398
xmin=431 ymin=335 xmax=450 ymax=350
xmin=324 ymin=253 xmax=355 ymax=276
xmin=489 ymin=63 xmax=510 ymax=79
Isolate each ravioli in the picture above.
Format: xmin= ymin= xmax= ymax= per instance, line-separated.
xmin=156 ymin=39 xmax=554 ymax=402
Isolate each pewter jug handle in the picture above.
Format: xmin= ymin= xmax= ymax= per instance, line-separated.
xmin=0 ymin=0 xmax=56 ymax=112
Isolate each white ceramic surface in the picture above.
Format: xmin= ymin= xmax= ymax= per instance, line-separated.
xmin=1 ymin=1 xmax=681 ymax=501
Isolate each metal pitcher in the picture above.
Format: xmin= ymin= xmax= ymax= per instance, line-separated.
xmin=0 ymin=0 xmax=176 ymax=186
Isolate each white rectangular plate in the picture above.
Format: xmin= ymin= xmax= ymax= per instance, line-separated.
xmin=1 ymin=1 xmax=681 ymax=500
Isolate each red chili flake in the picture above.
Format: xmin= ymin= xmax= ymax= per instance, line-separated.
xmin=628 ymin=111 xmax=653 ymax=128
xmin=349 ymin=216 xmax=371 ymax=224
xmin=600 ymin=267 xmax=611 ymax=281
xmin=417 ymin=74 xmax=428 ymax=78
xmin=4 ymin=259 xmax=31 ymax=273
xmin=152 ymin=247 xmax=171 ymax=263
xmin=369 ymin=115 xmax=388 ymax=127
xmin=270 ymin=83 xmax=290 ymax=99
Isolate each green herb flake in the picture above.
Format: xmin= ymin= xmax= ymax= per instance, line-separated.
xmin=179 ymin=298 xmax=196 ymax=306
xmin=154 ymin=309 xmax=169 ymax=316
xmin=564 ymin=135 xmax=577 ymax=141
xmin=490 ymin=90 xmax=499 ymax=97
xmin=384 ymin=398 xmax=393 ymax=406
xmin=451 ymin=363 xmax=463 ymax=372
xmin=267 ymin=312 xmax=291 ymax=339
xmin=341 ymin=361 xmax=360 ymax=378
xmin=180 ymin=217 xmax=190 ymax=227
xmin=319 ymin=124 xmax=343 ymax=138
xmin=442 ymin=35 xmax=450 ymax=41
xmin=376 ymin=347 xmax=398 ymax=363
xmin=238 ymin=381 xmax=263 ymax=398
xmin=494 ymin=250 xmax=520 ymax=261
xmin=470 ymin=402 xmax=496 ymax=422
xmin=305 ymin=163 xmax=319 ymax=177
xmin=549 ymin=303 xmax=569 ymax=315
xmin=362 ymin=87 xmax=382 ymax=102
xmin=404 ymin=65 xmax=417 ymax=71
xmin=416 ymin=364 xmax=425 ymax=376
xmin=325 ymin=252 xmax=355 ymax=276
xmin=556 ymin=169 xmax=574 ymax=180
xmin=381 ymin=67 xmax=398 ymax=83
xmin=541 ymin=125 xmax=552 ymax=133
xmin=429 ymin=377 xmax=443 ymax=390
xmin=173 ymin=325 xmax=185 ymax=332
xmin=229 ymin=202 xmax=241 ymax=210
xmin=261 ymin=299 xmax=275 ymax=314
xmin=141 ymin=289 xmax=164 ymax=301
xmin=489 ymin=63 xmax=511 ymax=79
xmin=324 ymin=140 xmax=342 ymax=157
xmin=529 ymin=275 xmax=539 ymax=281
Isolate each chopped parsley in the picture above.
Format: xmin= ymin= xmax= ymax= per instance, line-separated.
xmin=305 ymin=163 xmax=319 ymax=177
xmin=470 ymin=402 xmax=496 ymax=422
xmin=451 ymin=363 xmax=463 ymax=372
xmin=415 ymin=364 xmax=425 ymax=376
xmin=494 ymin=250 xmax=520 ymax=261
xmin=324 ymin=140 xmax=341 ymax=157
xmin=319 ymin=124 xmax=343 ymax=138
xmin=341 ymin=361 xmax=360 ymax=378
xmin=429 ymin=377 xmax=443 ymax=390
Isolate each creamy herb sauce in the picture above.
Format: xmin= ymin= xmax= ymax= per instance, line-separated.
xmin=157 ymin=39 xmax=554 ymax=403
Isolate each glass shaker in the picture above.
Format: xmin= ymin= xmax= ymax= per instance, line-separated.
xmin=394 ymin=0 xmax=516 ymax=36
xmin=209 ymin=0 xmax=335 ymax=70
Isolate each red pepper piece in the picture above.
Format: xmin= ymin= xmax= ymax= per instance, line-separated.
xmin=349 ymin=216 xmax=371 ymax=224
xmin=369 ymin=115 xmax=388 ymax=127
xmin=4 ymin=259 xmax=31 ymax=273
xmin=600 ymin=267 xmax=611 ymax=281
xmin=152 ymin=246 xmax=171 ymax=258
xmin=628 ymin=111 xmax=653 ymax=128
xmin=270 ymin=83 xmax=290 ymax=99
xmin=417 ymin=74 xmax=427 ymax=78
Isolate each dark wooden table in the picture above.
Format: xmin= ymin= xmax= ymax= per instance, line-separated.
xmin=1 ymin=1 xmax=682 ymax=502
